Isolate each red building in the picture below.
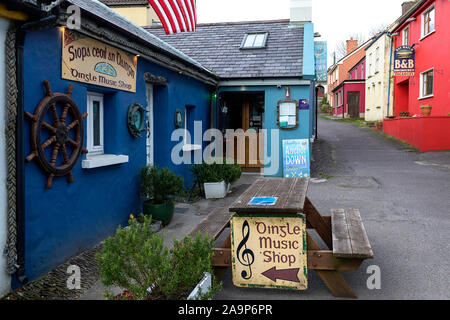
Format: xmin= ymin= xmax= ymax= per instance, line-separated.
xmin=384 ymin=0 xmax=450 ymax=152
xmin=332 ymin=56 xmax=366 ymax=118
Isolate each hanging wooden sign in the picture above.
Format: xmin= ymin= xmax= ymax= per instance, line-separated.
xmin=62 ymin=29 xmax=137 ymax=92
xmin=230 ymin=215 xmax=308 ymax=291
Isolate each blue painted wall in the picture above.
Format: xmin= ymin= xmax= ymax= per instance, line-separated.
xmin=219 ymin=84 xmax=313 ymax=177
xmin=21 ymin=27 xmax=212 ymax=283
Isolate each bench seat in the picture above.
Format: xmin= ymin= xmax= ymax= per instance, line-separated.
xmin=187 ymin=207 xmax=232 ymax=240
xmin=331 ymin=209 xmax=374 ymax=259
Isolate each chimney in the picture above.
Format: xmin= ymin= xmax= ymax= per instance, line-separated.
xmin=290 ymin=0 xmax=312 ymax=23
xmin=401 ymin=1 xmax=416 ymax=15
xmin=346 ymin=37 xmax=358 ymax=55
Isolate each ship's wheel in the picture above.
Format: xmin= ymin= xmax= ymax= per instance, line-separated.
xmin=25 ymin=80 xmax=88 ymax=189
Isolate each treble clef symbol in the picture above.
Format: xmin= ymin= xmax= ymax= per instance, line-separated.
xmin=236 ymin=220 xmax=255 ymax=280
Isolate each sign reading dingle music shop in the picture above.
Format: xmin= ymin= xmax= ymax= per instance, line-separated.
xmin=231 ymin=215 xmax=308 ymax=290
xmin=62 ymin=29 xmax=137 ymax=92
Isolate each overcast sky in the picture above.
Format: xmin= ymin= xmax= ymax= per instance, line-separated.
xmin=197 ymin=0 xmax=408 ymax=65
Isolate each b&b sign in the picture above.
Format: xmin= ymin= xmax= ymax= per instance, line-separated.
xmin=230 ymin=215 xmax=308 ymax=291
xmin=393 ymin=45 xmax=415 ymax=76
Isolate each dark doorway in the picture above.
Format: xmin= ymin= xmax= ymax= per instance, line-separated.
xmin=347 ymin=91 xmax=361 ymax=119
xmin=218 ymin=92 xmax=265 ymax=171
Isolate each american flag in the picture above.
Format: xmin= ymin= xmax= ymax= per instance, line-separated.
xmin=148 ymin=0 xmax=197 ymax=34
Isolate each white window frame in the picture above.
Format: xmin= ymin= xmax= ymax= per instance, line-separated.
xmin=240 ymin=32 xmax=269 ymax=49
xmin=419 ymin=68 xmax=434 ymax=99
xmin=402 ymin=26 xmax=409 ymax=46
xmin=86 ymin=92 xmax=104 ymax=155
xmin=421 ymin=5 xmax=435 ymax=40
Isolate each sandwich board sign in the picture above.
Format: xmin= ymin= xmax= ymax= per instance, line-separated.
xmin=230 ymin=215 xmax=308 ymax=291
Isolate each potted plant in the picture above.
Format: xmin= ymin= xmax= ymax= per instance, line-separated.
xmin=190 ymin=158 xmax=242 ymax=199
xmin=96 ymin=215 xmax=221 ymax=300
xmin=420 ymin=104 xmax=432 ymax=117
xmin=140 ymin=166 xmax=183 ymax=226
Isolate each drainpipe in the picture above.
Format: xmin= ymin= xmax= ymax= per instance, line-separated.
xmin=386 ymin=35 xmax=394 ymax=118
xmin=14 ymin=13 xmax=58 ymax=285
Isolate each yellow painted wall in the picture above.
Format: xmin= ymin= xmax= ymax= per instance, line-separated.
xmin=111 ymin=6 xmax=160 ymax=27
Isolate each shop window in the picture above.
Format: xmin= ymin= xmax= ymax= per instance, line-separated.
xmin=83 ymin=92 xmax=129 ymax=169
xmin=420 ymin=69 xmax=434 ymax=98
xmin=421 ymin=5 xmax=435 ymax=38
xmin=87 ymin=92 xmax=104 ymax=155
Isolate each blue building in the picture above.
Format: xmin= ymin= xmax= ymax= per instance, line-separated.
xmin=147 ymin=18 xmax=317 ymax=177
xmin=11 ymin=0 xmax=218 ymax=286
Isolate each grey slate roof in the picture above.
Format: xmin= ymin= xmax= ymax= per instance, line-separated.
xmin=146 ymin=20 xmax=304 ymax=79
xmin=67 ymin=0 xmax=214 ymax=78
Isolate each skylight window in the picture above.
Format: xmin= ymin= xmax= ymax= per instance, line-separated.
xmin=241 ymin=33 xmax=269 ymax=49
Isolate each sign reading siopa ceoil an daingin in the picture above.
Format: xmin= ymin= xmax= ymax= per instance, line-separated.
xmin=62 ymin=29 xmax=137 ymax=92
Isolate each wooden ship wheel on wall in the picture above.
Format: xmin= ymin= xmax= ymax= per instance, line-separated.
xmin=25 ymin=80 xmax=88 ymax=189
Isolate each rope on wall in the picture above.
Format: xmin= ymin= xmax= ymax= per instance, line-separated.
xmin=5 ymin=29 xmax=18 ymax=275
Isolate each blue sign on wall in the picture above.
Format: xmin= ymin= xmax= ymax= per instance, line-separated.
xmin=314 ymin=41 xmax=327 ymax=82
xmin=282 ymin=139 xmax=310 ymax=178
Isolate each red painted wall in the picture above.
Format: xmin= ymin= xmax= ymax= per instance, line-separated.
xmin=383 ymin=116 xmax=450 ymax=152
xmin=393 ymin=0 xmax=450 ymax=117
xmin=333 ymin=82 xmax=366 ymax=115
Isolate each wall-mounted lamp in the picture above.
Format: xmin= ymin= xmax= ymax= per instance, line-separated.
xmin=285 ymin=86 xmax=291 ymax=98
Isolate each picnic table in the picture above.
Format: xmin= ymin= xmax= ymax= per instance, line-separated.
xmin=188 ymin=177 xmax=373 ymax=298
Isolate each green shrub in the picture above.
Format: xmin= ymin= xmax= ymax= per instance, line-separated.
xmin=140 ymin=166 xmax=184 ymax=204
xmin=190 ymin=158 xmax=241 ymax=186
xmin=96 ymin=215 xmax=221 ymax=300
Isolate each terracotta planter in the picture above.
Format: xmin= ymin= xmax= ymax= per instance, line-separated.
xmin=420 ymin=105 xmax=432 ymax=117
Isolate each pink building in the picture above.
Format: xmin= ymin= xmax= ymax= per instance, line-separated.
xmin=332 ymin=57 xmax=366 ymax=118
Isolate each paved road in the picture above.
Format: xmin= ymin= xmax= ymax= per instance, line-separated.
xmin=215 ymin=116 xmax=450 ymax=300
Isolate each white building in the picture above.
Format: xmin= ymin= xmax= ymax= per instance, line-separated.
xmin=364 ymin=32 xmax=394 ymax=122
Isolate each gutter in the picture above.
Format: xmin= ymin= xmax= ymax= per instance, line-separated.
xmin=14 ymin=13 xmax=59 ymax=286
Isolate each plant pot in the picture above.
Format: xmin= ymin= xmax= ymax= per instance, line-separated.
xmin=204 ymin=181 xmax=228 ymax=199
xmin=420 ymin=105 xmax=432 ymax=117
xmin=143 ymin=201 xmax=174 ymax=226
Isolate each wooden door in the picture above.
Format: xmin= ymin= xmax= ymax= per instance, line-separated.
xmin=347 ymin=91 xmax=360 ymax=119
xmin=235 ymin=97 xmax=264 ymax=169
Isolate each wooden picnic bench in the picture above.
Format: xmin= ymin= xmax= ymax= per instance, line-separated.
xmin=188 ymin=178 xmax=373 ymax=299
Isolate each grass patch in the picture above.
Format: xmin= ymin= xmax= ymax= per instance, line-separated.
xmin=375 ymin=130 xmax=419 ymax=152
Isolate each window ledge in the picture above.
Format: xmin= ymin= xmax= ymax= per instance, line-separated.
xmin=82 ymin=154 xmax=129 ymax=169
xmin=182 ymin=144 xmax=202 ymax=152
xmin=418 ymin=95 xmax=434 ymax=101
xmin=420 ymin=30 xmax=435 ymax=41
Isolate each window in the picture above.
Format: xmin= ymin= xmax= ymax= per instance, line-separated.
xmin=403 ymin=27 xmax=409 ymax=46
xmin=421 ymin=5 xmax=435 ymax=38
xmin=277 ymin=99 xmax=299 ymax=130
xmin=420 ymin=69 xmax=434 ymax=98
xmin=375 ymin=47 xmax=380 ymax=73
xmin=241 ymin=33 xmax=268 ymax=49
xmin=87 ymin=92 xmax=104 ymax=155
xmin=83 ymin=92 xmax=129 ymax=169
